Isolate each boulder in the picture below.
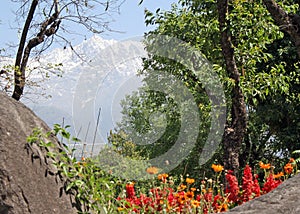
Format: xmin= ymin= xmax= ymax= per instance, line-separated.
xmin=0 ymin=92 xmax=78 ymax=214
xmin=226 ymin=173 xmax=300 ymax=213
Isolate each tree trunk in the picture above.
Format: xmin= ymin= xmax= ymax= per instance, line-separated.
xmin=12 ymin=0 xmax=60 ymax=101
xmin=263 ymin=0 xmax=300 ymax=59
xmin=217 ymin=0 xmax=247 ymax=174
xmin=12 ymin=0 xmax=39 ymax=101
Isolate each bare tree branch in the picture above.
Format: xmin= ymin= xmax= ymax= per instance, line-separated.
xmin=13 ymin=0 xmax=61 ymax=100
xmin=10 ymin=0 xmax=123 ymax=100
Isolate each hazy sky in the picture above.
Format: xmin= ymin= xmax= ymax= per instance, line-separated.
xmin=0 ymin=0 xmax=175 ymax=52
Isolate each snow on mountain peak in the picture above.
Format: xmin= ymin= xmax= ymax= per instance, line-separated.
xmin=78 ymin=35 xmax=116 ymax=51
xmin=19 ymin=35 xmax=146 ymax=157
xmin=41 ymin=35 xmax=117 ymax=72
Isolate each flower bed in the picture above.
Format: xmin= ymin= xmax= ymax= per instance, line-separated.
xmin=117 ymin=159 xmax=298 ymax=213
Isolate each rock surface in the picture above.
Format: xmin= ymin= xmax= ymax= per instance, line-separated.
xmin=226 ymin=173 xmax=300 ymax=214
xmin=0 ymin=92 xmax=78 ymax=214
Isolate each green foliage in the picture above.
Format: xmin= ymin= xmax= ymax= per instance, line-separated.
xmin=292 ymin=150 xmax=300 ymax=166
xmin=27 ymin=125 xmax=124 ymax=214
xmin=25 ymin=124 xmax=300 ymax=213
xmin=241 ymin=32 xmax=300 ymax=168
xmin=117 ymin=88 xmax=182 ymax=158
xmin=108 ymin=129 xmax=142 ymax=158
xmin=0 ymin=64 xmax=15 ymax=93
xmin=21 ymin=0 xmax=300 ymax=212
xmin=112 ymin=0 xmax=300 ymax=179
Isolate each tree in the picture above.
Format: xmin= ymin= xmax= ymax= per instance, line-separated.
xmin=240 ymin=32 xmax=300 ymax=168
xmin=115 ymin=0 xmax=298 ymax=176
xmin=8 ymin=0 xmax=123 ymax=101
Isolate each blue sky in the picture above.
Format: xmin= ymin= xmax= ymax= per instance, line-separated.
xmin=0 ymin=0 xmax=175 ymax=52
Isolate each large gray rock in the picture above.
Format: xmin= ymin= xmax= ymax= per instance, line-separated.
xmin=0 ymin=92 xmax=78 ymax=214
xmin=226 ymin=173 xmax=300 ymax=213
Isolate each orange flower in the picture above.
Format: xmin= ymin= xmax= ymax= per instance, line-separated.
xmin=146 ymin=166 xmax=159 ymax=175
xmin=191 ymin=200 xmax=200 ymax=207
xmin=273 ymin=172 xmax=284 ymax=179
xmin=157 ymin=173 xmax=168 ymax=182
xmin=159 ymin=199 xmax=164 ymax=205
xmin=217 ymin=203 xmax=228 ymax=212
xmin=190 ymin=187 xmax=196 ymax=192
xmin=177 ymin=184 xmax=187 ymax=191
xmin=186 ymin=177 xmax=195 ymax=184
xmin=176 ymin=193 xmax=187 ymax=204
xmin=284 ymin=163 xmax=293 ymax=174
xmin=117 ymin=207 xmax=124 ymax=211
xmin=212 ymin=164 xmax=224 ymax=173
xmin=259 ymin=161 xmax=271 ymax=170
xmin=289 ymin=158 xmax=295 ymax=163
xmin=185 ymin=191 xmax=194 ymax=200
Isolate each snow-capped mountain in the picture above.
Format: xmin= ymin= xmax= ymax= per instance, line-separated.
xmin=10 ymin=35 xmax=147 ymax=158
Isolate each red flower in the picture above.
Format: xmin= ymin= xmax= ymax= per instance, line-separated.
xmin=126 ymin=183 xmax=136 ymax=199
xmin=225 ymin=170 xmax=240 ymax=203
xmin=167 ymin=189 xmax=176 ymax=207
xmin=252 ymin=174 xmax=261 ymax=197
xmin=241 ymin=165 xmax=254 ymax=202
xmin=262 ymin=173 xmax=282 ymax=193
xmin=212 ymin=194 xmax=222 ymax=209
xmin=204 ymin=192 xmax=213 ymax=202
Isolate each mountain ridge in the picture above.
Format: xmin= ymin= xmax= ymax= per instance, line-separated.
xmin=1 ymin=35 xmax=146 ymax=158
